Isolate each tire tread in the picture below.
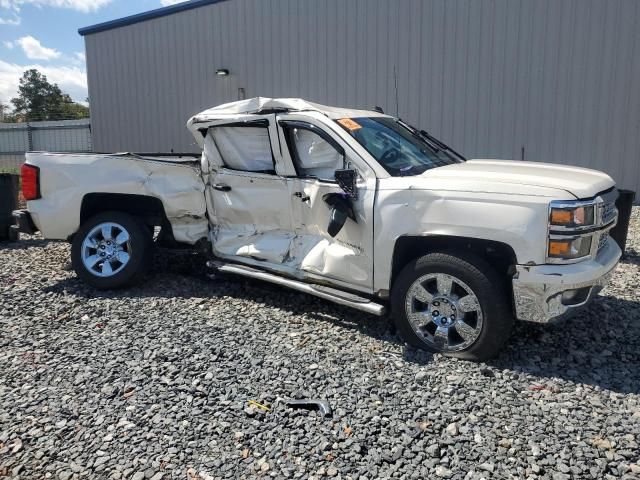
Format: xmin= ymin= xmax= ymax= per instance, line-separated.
xmin=71 ymin=211 xmax=152 ymax=290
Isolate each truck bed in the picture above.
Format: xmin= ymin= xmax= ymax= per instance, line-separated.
xmin=23 ymin=151 xmax=208 ymax=244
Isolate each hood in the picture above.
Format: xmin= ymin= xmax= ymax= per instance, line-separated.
xmin=419 ymin=159 xmax=615 ymax=199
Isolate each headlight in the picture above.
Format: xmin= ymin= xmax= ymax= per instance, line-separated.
xmin=549 ymin=204 xmax=595 ymax=228
xmin=547 ymin=195 xmax=614 ymax=264
xmin=548 ymin=236 xmax=593 ymax=260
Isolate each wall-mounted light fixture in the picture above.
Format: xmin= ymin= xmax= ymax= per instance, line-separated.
xmin=216 ymin=69 xmax=229 ymax=77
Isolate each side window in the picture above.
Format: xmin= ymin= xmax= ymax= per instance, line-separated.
xmin=210 ymin=126 xmax=275 ymax=173
xmin=285 ymin=125 xmax=344 ymax=181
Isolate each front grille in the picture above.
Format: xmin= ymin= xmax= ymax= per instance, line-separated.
xmin=601 ymin=202 xmax=617 ymax=225
xmin=598 ymin=232 xmax=609 ymax=252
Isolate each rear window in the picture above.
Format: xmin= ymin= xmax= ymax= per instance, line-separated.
xmin=209 ymin=126 xmax=275 ymax=173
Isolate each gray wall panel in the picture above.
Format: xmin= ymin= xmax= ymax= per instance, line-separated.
xmin=85 ymin=0 xmax=640 ymax=194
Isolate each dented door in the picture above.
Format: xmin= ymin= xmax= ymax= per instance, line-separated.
xmin=277 ymin=116 xmax=377 ymax=291
xmin=203 ymin=115 xmax=294 ymax=264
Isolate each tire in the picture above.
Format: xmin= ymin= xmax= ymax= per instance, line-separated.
xmin=71 ymin=211 xmax=152 ymax=290
xmin=391 ymin=251 xmax=513 ymax=361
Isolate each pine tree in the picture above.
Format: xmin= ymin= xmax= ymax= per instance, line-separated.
xmin=10 ymin=69 xmax=89 ymax=121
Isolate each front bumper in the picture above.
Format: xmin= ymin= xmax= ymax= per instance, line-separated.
xmin=12 ymin=210 xmax=38 ymax=235
xmin=512 ymin=239 xmax=621 ymax=323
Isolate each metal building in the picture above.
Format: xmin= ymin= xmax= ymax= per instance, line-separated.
xmin=80 ymin=0 xmax=640 ymax=194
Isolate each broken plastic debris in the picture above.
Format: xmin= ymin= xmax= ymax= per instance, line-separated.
xmin=285 ymin=399 xmax=333 ymax=418
xmin=247 ymin=400 xmax=270 ymax=412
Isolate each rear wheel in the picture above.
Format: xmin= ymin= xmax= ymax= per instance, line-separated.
xmin=391 ymin=252 xmax=513 ymax=361
xmin=71 ymin=211 xmax=151 ymax=289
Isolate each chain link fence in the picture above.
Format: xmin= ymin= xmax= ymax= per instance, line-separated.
xmin=0 ymin=119 xmax=92 ymax=172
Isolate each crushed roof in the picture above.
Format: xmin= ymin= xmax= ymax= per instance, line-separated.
xmin=188 ymin=97 xmax=387 ymax=125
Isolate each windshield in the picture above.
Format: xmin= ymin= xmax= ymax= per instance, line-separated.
xmin=336 ymin=117 xmax=464 ymax=176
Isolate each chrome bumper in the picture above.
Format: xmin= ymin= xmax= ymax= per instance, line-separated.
xmin=512 ymin=239 xmax=622 ymax=323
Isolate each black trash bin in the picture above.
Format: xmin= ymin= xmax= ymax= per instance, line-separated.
xmin=0 ymin=173 xmax=20 ymax=242
xmin=609 ymin=189 xmax=636 ymax=256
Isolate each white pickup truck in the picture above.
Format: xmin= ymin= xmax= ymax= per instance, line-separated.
xmin=13 ymin=97 xmax=621 ymax=361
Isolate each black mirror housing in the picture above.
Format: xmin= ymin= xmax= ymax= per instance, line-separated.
xmin=327 ymin=207 xmax=348 ymax=238
xmin=334 ymin=169 xmax=358 ymax=199
xmin=323 ymin=192 xmax=357 ymax=238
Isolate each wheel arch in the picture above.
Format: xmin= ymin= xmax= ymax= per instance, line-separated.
xmin=77 ymin=193 xmax=173 ymax=241
xmin=390 ymin=235 xmax=518 ymax=290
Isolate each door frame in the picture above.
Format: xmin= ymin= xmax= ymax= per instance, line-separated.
xmin=203 ymin=114 xmax=297 ymax=267
xmin=275 ymin=113 xmax=379 ymax=293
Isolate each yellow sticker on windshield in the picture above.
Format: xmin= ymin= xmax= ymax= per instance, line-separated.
xmin=337 ymin=118 xmax=362 ymax=131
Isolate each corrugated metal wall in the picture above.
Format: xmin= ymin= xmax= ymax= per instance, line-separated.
xmin=85 ymin=0 xmax=640 ymax=194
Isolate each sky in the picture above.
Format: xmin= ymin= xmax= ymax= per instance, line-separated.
xmin=0 ymin=0 xmax=188 ymax=106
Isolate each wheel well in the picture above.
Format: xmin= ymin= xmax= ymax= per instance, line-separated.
xmin=80 ymin=193 xmax=169 ymax=228
xmin=390 ymin=235 xmax=518 ymax=288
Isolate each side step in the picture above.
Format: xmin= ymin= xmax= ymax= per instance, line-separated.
xmin=208 ymin=261 xmax=386 ymax=316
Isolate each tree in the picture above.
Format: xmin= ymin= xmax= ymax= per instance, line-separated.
xmin=10 ymin=69 xmax=89 ymax=121
xmin=0 ymin=103 xmax=12 ymax=122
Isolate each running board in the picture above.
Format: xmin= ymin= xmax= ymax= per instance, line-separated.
xmin=208 ymin=261 xmax=386 ymax=316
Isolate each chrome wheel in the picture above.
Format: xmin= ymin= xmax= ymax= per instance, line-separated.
xmin=81 ymin=222 xmax=131 ymax=277
xmin=404 ymin=273 xmax=483 ymax=352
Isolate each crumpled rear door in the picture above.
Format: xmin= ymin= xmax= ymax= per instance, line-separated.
xmin=201 ymin=115 xmax=295 ymax=264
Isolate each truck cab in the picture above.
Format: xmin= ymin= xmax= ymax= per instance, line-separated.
xmin=14 ymin=97 xmax=622 ymax=361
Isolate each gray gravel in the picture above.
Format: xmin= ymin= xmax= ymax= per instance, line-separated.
xmin=1 ymin=208 xmax=639 ymax=480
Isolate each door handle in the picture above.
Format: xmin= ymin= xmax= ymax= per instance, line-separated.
xmin=213 ymin=184 xmax=232 ymax=192
xmin=293 ymin=192 xmax=310 ymax=202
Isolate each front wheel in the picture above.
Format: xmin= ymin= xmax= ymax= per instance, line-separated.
xmin=71 ymin=211 xmax=151 ymax=289
xmin=391 ymin=252 xmax=513 ymax=361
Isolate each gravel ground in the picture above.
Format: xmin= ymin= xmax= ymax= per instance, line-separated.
xmin=1 ymin=209 xmax=639 ymax=480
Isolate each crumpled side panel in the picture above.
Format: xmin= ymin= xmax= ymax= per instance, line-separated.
xmin=293 ymin=237 xmax=370 ymax=283
xmin=134 ymin=163 xmax=208 ymax=243
xmin=26 ymin=152 xmax=208 ymax=244
xmin=214 ymin=228 xmax=295 ymax=264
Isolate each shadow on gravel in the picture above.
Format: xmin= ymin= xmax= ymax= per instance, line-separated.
xmin=497 ymin=227 xmax=639 ymax=396
xmin=0 ymin=237 xmax=52 ymax=250
xmin=491 ymin=294 xmax=640 ymax=395
xmin=42 ymin=250 xmax=434 ymax=367
xmin=43 ymin=249 xmax=639 ymax=390
xmin=620 ymin=248 xmax=640 ymax=266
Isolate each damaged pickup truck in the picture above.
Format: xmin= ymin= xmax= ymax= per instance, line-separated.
xmin=13 ymin=97 xmax=622 ymax=360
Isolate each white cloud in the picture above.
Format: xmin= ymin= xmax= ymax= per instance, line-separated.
xmin=74 ymin=52 xmax=85 ymax=62
xmin=4 ymin=40 xmax=15 ymax=49
xmin=15 ymin=35 xmax=60 ymax=60
xmin=0 ymin=0 xmax=111 ymax=25
xmin=0 ymin=0 xmax=111 ymax=13
xmin=0 ymin=14 xmax=20 ymax=25
xmin=160 ymin=0 xmax=187 ymax=6
xmin=0 ymin=59 xmax=87 ymax=105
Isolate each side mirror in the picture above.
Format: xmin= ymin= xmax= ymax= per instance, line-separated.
xmin=327 ymin=205 xmax=349 ymax=238
xmin=334 ymin=169 xmax=358 ymax=199
xmin=323 ymin=193 xmax=357 ymax=238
